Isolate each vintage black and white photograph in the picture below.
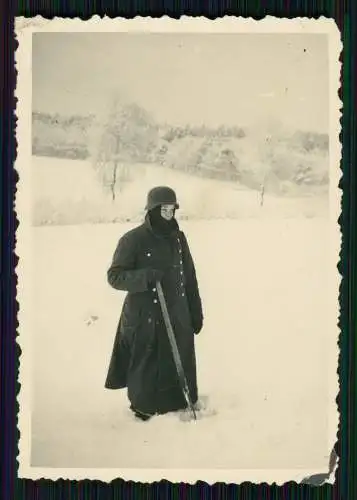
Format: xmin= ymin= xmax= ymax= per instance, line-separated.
xmin=15 ymin=17 xmax=341 ymax=484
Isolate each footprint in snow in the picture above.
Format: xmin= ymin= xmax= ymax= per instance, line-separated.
xmin=85 ymin=315 xmax=99 ymax=326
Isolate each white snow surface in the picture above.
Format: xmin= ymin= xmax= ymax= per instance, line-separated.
xmin=31 ymin=156 xmax=328 ymax=225
xmin=29 ymin=217 xmax=337 ymax=480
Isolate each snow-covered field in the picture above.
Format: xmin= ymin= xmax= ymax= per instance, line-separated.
xmin=16 ymin=155 xmax=338 ymax=482
xmin=31 ymin=156 xmax=328 ymax=225
xmin=27 ymin=217 xmax=337 ymax=481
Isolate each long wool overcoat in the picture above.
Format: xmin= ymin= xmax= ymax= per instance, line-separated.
xmin=105 ymin=215 xmax=203 ymax=415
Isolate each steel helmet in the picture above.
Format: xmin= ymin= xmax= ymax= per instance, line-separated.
xmin=145 ymin=186 xmax=179 ymax=211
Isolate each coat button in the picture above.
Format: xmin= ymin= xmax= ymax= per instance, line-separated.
xmin=153 ymin=299 xmax=158 ymax=304
xmin=180 ymin=260 xmax=183 ymax=264
xmin=152 ymin=287 xmax=156 ymax=292
xmin=147 ymin=252 xmax=151 ymax=257
xmin=180 ymin=271 xmax=183 ymax=275
xmin=181 ymin=292 xmax=185 ymax=297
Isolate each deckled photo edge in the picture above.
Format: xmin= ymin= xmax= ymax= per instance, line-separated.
xmin=15 ymin=22 xmax=34 ymax=478
xmin=14 ymin=15 xmax=340 ymax=34
xmin=14 ymin=15 xmax=342 ymax=485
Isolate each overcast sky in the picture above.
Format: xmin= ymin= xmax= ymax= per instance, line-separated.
xmin=32 ymin=32 xmax=329 ymax=133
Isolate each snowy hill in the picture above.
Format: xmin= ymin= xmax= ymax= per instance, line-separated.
xmin=32 ymin=110 xmax=329 ymax=196
xmin=32 ymin=155 xmax=328 ymax=226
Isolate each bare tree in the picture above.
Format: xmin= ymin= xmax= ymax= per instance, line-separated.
xmin=259 ymin=135 xmax=272 ymax=207
xmin=253 ymin=124 xmax=282 ymax=206
xmin=90 ymin=93 xmax=158 ymax=202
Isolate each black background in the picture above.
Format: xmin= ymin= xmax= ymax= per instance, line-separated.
xmin=1 ymin=1 xmax=356 ymax=498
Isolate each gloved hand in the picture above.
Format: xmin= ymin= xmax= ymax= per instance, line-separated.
xmin=193 ymin=317 xmax=203 ymax=335
xmin=146 ymin=268 xmax=165 ymax=286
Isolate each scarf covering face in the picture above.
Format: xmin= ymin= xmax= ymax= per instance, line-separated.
xmin=148 ymin=206 xmax=178 ymax=236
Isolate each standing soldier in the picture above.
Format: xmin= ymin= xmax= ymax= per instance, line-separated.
xmin=105 ymin=186 xmax=204 ymax=421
